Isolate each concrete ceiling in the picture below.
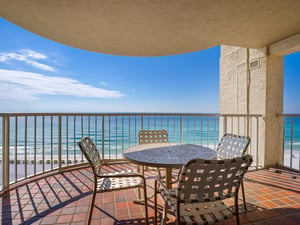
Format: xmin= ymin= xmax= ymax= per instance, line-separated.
xmin=1 ymin=0 xmax=300 ymax=56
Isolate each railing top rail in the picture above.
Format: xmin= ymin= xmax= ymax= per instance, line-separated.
xmin=279 ymin=114 xmax=300 ymax=117
xmin=0 ymin=112 xmax=263 ymax=117
xmin=220 ymin=114 xmax=263 ymax=117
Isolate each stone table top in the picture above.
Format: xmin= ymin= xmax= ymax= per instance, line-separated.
xmin=124 ymin=143 xmax=216 ymax=168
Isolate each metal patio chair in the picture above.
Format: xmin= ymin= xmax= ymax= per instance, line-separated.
xmin=78 ymin=137 xmax=149 ymax=225
xmin=138 ymin=130 xmax=169 ymax=145
xmin=154 ymin=155 xmax=253 ymax=225
xmin=216 ymin=133 xmax=251 ymax=211
xmin=138 ymin=130 xmax=169 ymax=177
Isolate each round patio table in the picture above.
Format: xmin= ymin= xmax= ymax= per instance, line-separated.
xmin=124 ymin=143 xmax=217 ymax=188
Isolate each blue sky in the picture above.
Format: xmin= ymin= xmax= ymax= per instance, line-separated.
xmin=0 ymin=18 xmax=299 ymax=113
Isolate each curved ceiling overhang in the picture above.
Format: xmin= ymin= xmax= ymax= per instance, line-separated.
xmin=1 ymin=0 xmax=300 ymax=56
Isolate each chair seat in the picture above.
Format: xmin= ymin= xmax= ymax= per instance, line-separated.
xmin=160 ymin=189 xmax=234 ymax=225
xmin=96 ymin=172 xmax=144 ymax=192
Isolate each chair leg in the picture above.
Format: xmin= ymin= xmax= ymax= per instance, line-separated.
xmin=88 ymin=189 xmax=97 ymax=225
xmin=241 ymin=181 xmax=247 ymax=212
xmin=161 ymin=202 xmax=168 ymax=225
xmin=143 ymin=185 xmax=149 ymax=225
xmin=137 ymin=165 xmax=142 ymax=199
xmin=234 ymin=194 xmax=240 ymax=225
xmin=154 ymin=180 xmax=159 ymax=225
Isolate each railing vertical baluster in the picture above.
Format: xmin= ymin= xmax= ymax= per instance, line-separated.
xmin=101 ymin=115 xmax=105 ymax=160
xmin=95 ymin=115 xmax=98 ymax=147
xmin=88 ymin=115 xmax=90 ymax=137
xmin=256 ymin=116 xmax=259 ymax=169
xmin=141 ymin=115 xmax=144 ymax=130
xmin=115 ymin=115 xmax=118 ymax=159
xmin=207 ymin=117 xmax=209 ymax=147
xmin=128 ymin=115 xmax=131 ymax=147
xmin=282 ymin=116 xmax=285 ymax=167
xmin=81 ymin=116 xmax=84 ymax=162
xmin=180 ymin=115 xmax=182 ymax=143
xmin=214 ymin=116 xmax=216 ymax=149
xmin=50 ymin=116 xmax=53 ymax=170
xmin=134 ymin=116 xmax=137 ymax=144
xmin=66 ymin=116 xmax=69 ymax=166
xmin=58 ymin=115 xmax=62 ymax=171
xmin=223 ymin=115 xmax=227 ymax=134
xmin=290 ymin=117 xmax=294 ymax=168
xmin=42 ymin=116 xmax=45 ymax=172
xmin=15 ymin=116 xmax=18 ymax=182
xmin=237 ymin=116 xmax=240 ymax=134
xmin=160 ymin=115 xmax=163 ymax=129
xmin=244 ymin=116 xmax=247 ymax=136
xmin=122 ymin=115 xmax=124 ymax=155
xmin=187 ymin=116 xmax=189 ymax=143
xmin=25 ymin=116 xmax=28 ymax=177
xmin=34 ymin=116 xmax=37 ymax=175
xmin=174 ymin=116 xmax=176 ymax=143
xmin=167 ymin=115 xmax=169 ymax=135
xmin=194 ymin=116 xmax=196 ymax=144
xmin=74 ymin=116 xmax=76 ymax=164
xmin=200 ymin=117 xmax=203 ymax=145
xmin=109 ymin=116 xmax=111 ymax=159
xmin=231 ymin=116 xmax=233 ymax=133
xmin=2 ymin=116 xmax=10 ymax=191
xmin=81 ymin=115 xmax=84 ymax=137
xmin=248 ymin=116 xmax=252 ymax=155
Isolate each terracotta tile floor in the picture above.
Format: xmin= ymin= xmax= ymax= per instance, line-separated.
xmin=0 ymin=163 xmax=300 ymax=225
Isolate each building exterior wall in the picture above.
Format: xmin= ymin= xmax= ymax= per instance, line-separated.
xmin=220 ymin=45 xmax=283 ymax=167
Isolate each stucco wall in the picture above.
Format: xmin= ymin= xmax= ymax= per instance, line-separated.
xmin=220 ymin=45 xmax=283 ymax=167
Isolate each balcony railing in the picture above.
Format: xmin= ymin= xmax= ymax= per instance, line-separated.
xmin=281 ymin=114 xmax=300 ymax=171
xmin=1 ymin=113 xmax=263 ymax=191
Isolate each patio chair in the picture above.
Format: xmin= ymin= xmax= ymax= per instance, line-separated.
xmin=138 ymin=130 xmax=169 ymax=179
xmin=154 ymin=155 xmax=253 ymax=225
xmin=78 ymin=137 xmax=149 ymax=225
xmin=138 ymin=130 xmax=169 ymax=145
xmin=216 ymin=133 xmax=251 ymax=211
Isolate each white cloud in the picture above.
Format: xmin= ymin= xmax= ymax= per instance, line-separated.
xmin=0 ymin=49 xmax=56 ymax=72
xmin=0 ymin=69 xmax=123 ymax=101
xmin=19 ymin=49 xmax=47 ymax=59
xmin=99 ymin=81 xmax=107 ymax=87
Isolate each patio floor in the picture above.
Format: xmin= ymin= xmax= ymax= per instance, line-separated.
xmin=0 ymin=163 xmax=300 ymax=225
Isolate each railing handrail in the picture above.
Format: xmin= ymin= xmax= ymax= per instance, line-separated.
xmin=0 ymin=112 xmax=263 ymax=117
xmin=279 ymin=114 xmax=300 ymax=117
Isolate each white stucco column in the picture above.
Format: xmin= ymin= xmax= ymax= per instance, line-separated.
xmin=220 ymin=45 xmax=283 ymax=168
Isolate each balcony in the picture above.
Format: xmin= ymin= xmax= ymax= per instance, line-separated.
xmin=1 ymin=113 xmax=300 ymax=224
xmin=1 ymin=163 xmax=300 ymax=225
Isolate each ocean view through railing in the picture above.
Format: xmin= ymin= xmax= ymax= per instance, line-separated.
xmin=282 ymin=114 xmax=300 ymax=171
xmin=0 ymin=112 xmax=285 ymax=191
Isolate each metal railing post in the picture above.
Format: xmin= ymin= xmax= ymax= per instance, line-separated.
xmin=58 ymin=115 xmax=62 ymax=171
xmin=102 ymin=115 xmax=105 ymax=159
xmin=180 ymin=115 xmax=183 ymax=143
xmin=2 ymin=116 xmax=10 ymax=191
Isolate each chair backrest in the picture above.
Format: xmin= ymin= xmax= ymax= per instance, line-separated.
xmin=217 ymin=133 xmax=250 ymax=159
xmin=177 ymin=155 xmax=253 ymax=203
xmin=138 ymin=130 xmax=168 ymax=144
xmin=78 ymin=137 xmax=102 ymax=175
